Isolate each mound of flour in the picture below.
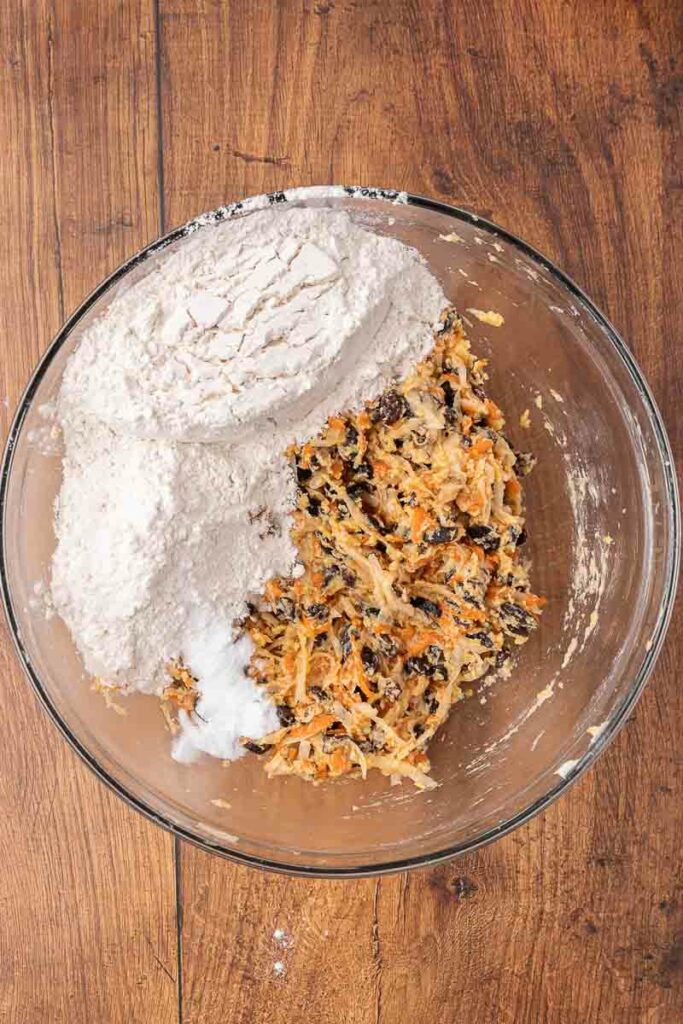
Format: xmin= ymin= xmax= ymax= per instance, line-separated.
xmin=51 ymin=206 xmax=446 ymax=761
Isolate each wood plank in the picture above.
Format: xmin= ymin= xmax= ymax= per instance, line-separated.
xmin=160 ymin=1 xmax=682 ymax=1021
xmin=180 ymin=857 xmax=380 ymax=1024
xmin=0 ymin=3 xmax=178 ymax=1021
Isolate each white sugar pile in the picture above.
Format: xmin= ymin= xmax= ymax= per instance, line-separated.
xmin=50 ymin=206 xmax=446 ymax=761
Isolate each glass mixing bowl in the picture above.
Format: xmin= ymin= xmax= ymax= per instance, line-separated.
xmin=1 ymin=187 xmax=679 ymax=876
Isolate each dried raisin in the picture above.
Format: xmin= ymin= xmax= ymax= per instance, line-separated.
xmin=244 ymin=740 xmax=268 ymax=755
xmin=425 ymin=526 xmax=456 ymax=544
xmin=361 ymin=646 xmax=379 ymax=673
xmin=466 ymin=524 xmax=501 ymax=552
xmin=441 ymin=379 xmax=456 ymax=408
xmin=276 ymin=705 xmax=295 ymax=727
xmin=374 ymin=390 xmax=411 ymax=425
xmin=409 ymin=595 xmax=442 ymax=618
xmin=466 ymin=630 xmax=495 ymax=650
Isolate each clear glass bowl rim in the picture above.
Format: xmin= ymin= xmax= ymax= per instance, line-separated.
xmin=1 ymin=185 xmax=679 ymax=878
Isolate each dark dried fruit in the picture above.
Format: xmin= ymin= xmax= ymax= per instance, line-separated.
xmin=499 ymin=601 xmax=536 ymax=636
xmin=305 ymin=603 xmax=328 ymax=620
xmin=364 ymin=606 xmax=381 ymax=618
xmin=306 ymin=497 xmax=321 ymax=517
xmin=425 ymin=691 xmax=440 ymax=714
xmin=313 ymin=630 xmax=328 ymax=648
xmin=425 ymin=644 xmax=446 ymax=665
xmin=425 ymin=526 xmax=456 ymax=544
xmin=323 ymin=564 xmax=339 ymax=586
xmin=413 ymin=723 xmax=426 ymax=738
xmin=361 ymin=646 xmax=379 ymax=673
xmin=516 ymin=528 xmax=527 ymax=546
xmin=409 ymin=596 xmax=442 ymax=618
xmin=471 ymin=384 xmax=487 ymax=401
xmin=344 ymin=424 xmax=359 ymax=447
xmin=404 ymin=655 xmax=431 ymax=677
xmin=276 ymin=704 xmax=295 ymax=727
xmin=466 ymin=524 xmax=501 ymax=552
xmin=355 ymin=460 xmax=374 ymax=479
xmin=341 ymin=567 xmax=357 ymax=586
xmin=466 ymin=630 xmax=495 ymax=650
xmin=495 ymin=648 xmax=511 ymax=669
xmin=441 ymin=379 xmax=456 ymax=408
xmin=244 ymin=740 xmax=268 ymax=755
xmin=461 ymin=435 xmax=473 ymax=448
xmin=339 ymin=623 xmax=356 ymax=662
xmin=374 ymin=390 xmax=411 ymax=425
xmin=309 ymin=685 xmax=328 ymax=700
xmin=296 ymin=464 xmax=312 ymax=484
xmin=405 ymin=653 xmax=445 ymax=678
xmin=423 ymin=645 xmax=448 ymax=680
xmin=347 ymin=481 xmax=370 ymax=501
xmin=368 ymin=514 xmax=393 ymax=536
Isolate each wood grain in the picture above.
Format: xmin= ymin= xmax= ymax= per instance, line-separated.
xmin=0 ymin=0 xmax=680 ymax=1021
xmin=158 ymin=1 xmax=682 ymax=1022
xmin=0 ymin=3 xmax=177 ymax=1022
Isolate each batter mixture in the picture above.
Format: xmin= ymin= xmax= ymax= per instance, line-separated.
xmin=49 ymin=203 xmax=540 ymax=786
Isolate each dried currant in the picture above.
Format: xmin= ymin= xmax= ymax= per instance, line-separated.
xmin=466 ymin=524 xmax=501 ymax=552
xmin=409 ymin=596 xmax=442 ymax=618
xmin=276 ymin=704 xmax=295 ymax=727
xmin=374 ymin=390 xmax=411 ymax=425
xmin=425 ymin=526 xmax=456 ymax=544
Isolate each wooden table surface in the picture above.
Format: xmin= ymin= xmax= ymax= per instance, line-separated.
xmin=0 ymin=2 xmax=680 ymax=1021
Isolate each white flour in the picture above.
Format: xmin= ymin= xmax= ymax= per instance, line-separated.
xmin=51 ymin=206 xmax=446 ymax=761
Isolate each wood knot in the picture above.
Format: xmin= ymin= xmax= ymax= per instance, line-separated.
xmin=430 ymin=869 xmax=479 ymax=902
xmin=450 ymin=876 xmax=478 ymax=900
